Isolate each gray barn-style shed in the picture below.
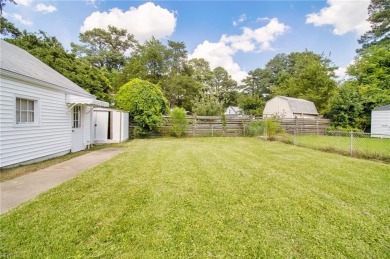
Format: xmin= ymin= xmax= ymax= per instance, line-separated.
xmin=263 ymin=96 xmax=319 ymax=119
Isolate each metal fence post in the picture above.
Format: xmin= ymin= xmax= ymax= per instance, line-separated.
xmin=350 ymin=131 xmax=353 ymax=156
xmin=212 ymin=125 xmax=214 ymax=137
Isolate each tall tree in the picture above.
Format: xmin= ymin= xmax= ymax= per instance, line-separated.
xmin=269 ymin=51 xmax=338 ymax=113
xmin=0 ymin=17 xmax=21 ymax=37
xmin=358 ymin=0 xmax=390 ymax=50
xmin=71 ymin=26 xmax=137 ymax=71
xmin=348 ymin=44 xmax=390 ymax=130
xmin=188 ymin=58 xmax=214 ymax=91
xmin=211 ymin=67 xmax=238 ymax=107
xmin=241 ymin=68 xmax=271 ymax=97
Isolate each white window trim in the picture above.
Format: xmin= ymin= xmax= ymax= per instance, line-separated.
xmin=14 ymin=94 xmax=41 ymax=127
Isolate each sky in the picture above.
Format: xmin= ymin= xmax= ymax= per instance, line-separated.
xmin=3 ymin=0 xmax=371 ymax=83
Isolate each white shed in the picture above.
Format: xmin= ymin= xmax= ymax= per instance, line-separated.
xmin=0 ymin=40 xmax=108 ymax=168
xmin=371 ymin=104 xmax=390 ymax=138
xmin=263 ymin=96 xmax=319 ymax=119
xmin=224 ymin=106 xmax=242 ymax=116
xmin=93 ymin=108 xmax=129 ymax=144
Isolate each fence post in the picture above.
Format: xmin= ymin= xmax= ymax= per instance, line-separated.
xmin=212 ymin=124 xmax=214 ymax=137
xmin=350 ymin=131 xmax=353 ymax=156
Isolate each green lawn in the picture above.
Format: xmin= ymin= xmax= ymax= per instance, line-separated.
xmin=1 ymin=138 xmax=389 ymax=258
xmin=290 ymin=134 xmax=390 ymax=162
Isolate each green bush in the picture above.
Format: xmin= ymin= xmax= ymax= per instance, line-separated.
xmin=264 ymin=118 xmax=284 ymax=140
xmin=246 ymin=119 xmax=283 ymax=140
xmin=115 ymin=79 xmax=169 ymax=136
xmin=170 ymin=107 xmax=188 ymax=137
xmin=246 ymin=121 xmax=265 ymax=136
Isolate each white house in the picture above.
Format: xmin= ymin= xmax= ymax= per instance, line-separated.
xmin=224 ymin=106 xmax=242 ymax=116
xmin=371 ymin=104 xmax=390 ymax=138
xmin=0 ymin=40 xmax=109 ymax=168
xmin=93 ymin=108 xmax=129 ymax=144
xmin=263 ymin=96 xmax=319 ymax=119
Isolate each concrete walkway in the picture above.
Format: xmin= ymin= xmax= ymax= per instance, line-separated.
xmin=0 ymin=148 xmax=125 ymax=214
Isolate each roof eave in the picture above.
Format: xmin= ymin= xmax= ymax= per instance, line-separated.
xmin=0 ymin=68 xmax=94 ymax=98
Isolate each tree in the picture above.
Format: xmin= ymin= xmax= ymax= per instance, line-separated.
xmin=269 ymin=51 xmax=338 ymax=113
xmin=0 ymin=0 xmax=16 ymax=15
xmin=0 ymin=17 xmax=21 ymax=37
xmin=327 ymin=81 xmax=364 ymax=130
xmin=115 ymin=79 xmax=169 ymax=135
xmin=345 ymin=44 xmax=390 ymax=130
xmin=160 ymin=75 xmax=202 ymax=111
xmin=211 ymin=67 xmax=238 ymax=107
xmin=71 ymin=26 xmax=137 ymax=71
xmin=6 ymin=31 xmax=112 ymax=101
xmin=192 ymin=92 xmax=223 ymax=116
xmin=358 ymin=0 xmax=390 ymax=50
xmin=241 ymin=68 xmax=271 ymax=97
xmin=238 ymin=94 xmax=265 ymax=116
xmin=188 ymin=58 xmax=214 ymax=91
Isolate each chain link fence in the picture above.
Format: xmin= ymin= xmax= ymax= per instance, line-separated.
xmin=277 ymin=131 xmax=390 ymax=163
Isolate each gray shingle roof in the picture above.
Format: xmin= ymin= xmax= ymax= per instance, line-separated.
xmin=279 ymin=96 xmax=318 ymax=115
xmin=373 ymin=104 xmax=390 ymax=111
xmin=0 ymin=40 xmax=92 ymax=97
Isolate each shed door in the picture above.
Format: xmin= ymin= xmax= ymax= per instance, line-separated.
xmin=71 ymin=105 xmax=84 ymax=152
xmin=94 ymin=111 xmax=109 ymax=142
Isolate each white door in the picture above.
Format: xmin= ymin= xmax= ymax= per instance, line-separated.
xmin=94 ymin=111 xmax=109 ymax=142
xmin=71 ymin=105 xmax=84 ymax=152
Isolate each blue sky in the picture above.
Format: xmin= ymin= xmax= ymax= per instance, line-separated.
xmin=3 ymin=0 xmax=371 ymax=82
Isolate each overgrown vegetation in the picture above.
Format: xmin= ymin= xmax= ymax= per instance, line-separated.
xmin=169 ymin=107 xmax=187 ymax=137
xmin=115 ymin=79 xmax=169 ymax=137
xmin=1 ymin=138 xmax=389 ymax=257
xmin=246 ymin=119 xmax=284 ymax=140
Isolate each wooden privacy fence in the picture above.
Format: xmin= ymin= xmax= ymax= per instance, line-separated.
xmin=129 ymin=116 xmax=331 ymax=137
xmin=279 ymin=118 xmax=331 ymax=135
xmin=161 ymin=116 xmax=252 ymax=137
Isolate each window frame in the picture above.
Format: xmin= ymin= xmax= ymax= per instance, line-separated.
xmin=14 ymin=95 xmax=40 ymax=127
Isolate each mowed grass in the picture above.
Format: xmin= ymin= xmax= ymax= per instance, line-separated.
xmin=292 ymin=135 xmax=390 ymax=162
xmin=0 ymin=138 xmax=389 ymax=258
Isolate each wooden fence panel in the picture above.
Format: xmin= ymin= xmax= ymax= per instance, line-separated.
xmin=129 ymin=116 xmax=331 ymax=137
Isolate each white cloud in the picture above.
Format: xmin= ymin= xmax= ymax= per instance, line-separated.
xmin=12 ymin=13 xmax=32 ymax=26
xmin=233 ymin=14 xmax=247 ymax=26
xmin=306 ymin=0 xmax=370 ymax=36
xmin=190 ymin=18 xmax=289 ymax=83
xmin=35 ymin=3 xmax=57 ymax=14
xmin=80 ymin=2 xmax=176 ymax=43
xmin=17 ymin=0 xmax=33 ymax=7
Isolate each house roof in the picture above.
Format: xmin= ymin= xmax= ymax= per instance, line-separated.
xmin=0 ymin=40 xmax=92 ymax=97
xmin=277 ymin=96 xmax=318 ymax=115
xmin=373 ymin=104 xmax=390 ymax=111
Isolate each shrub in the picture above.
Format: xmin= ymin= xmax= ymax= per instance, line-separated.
xmin=170 ymin=107 xmax=188 ymax=137
xmin=115 ymin=79 xmax=169 ymax=137
xmin=246 ymin=119 xmax=283 ymax=140
xmin=246 ymin=121 xmax=265 ymax=136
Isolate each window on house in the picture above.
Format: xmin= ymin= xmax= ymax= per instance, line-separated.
xmin=16 ymin=98 xmax=36 ymax=124
xmin=72 ymin=105 xmax=81 ymax=128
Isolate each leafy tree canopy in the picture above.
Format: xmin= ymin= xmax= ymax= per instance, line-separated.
xmin=268 ymin=51 xmax=338 ymax=114
xmin=71 ymin=26 xmax=137 ymax=72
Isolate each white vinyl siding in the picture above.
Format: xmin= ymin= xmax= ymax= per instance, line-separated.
xmin=0 ymin=76 xmax=72 ymax=167
xmin=371 ymin=110 xmax=390 ymax=138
